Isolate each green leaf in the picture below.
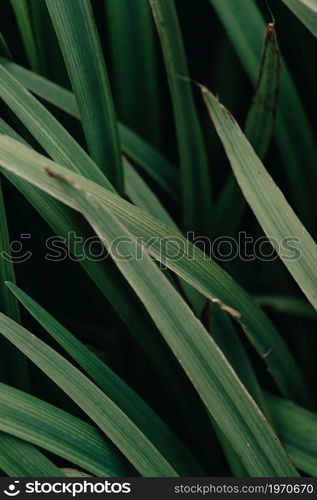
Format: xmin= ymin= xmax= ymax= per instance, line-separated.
xmin=268 ymin=393 xmax=317 ymax=476
xmin=9 ymin=0 xmax=39 ymax=72
xmin=6 ymin=281 xmax=202 ymax=476
xmin=0 ymin=32 xmax=13 ymax=60
xmin=0 ymin=58 xmax=179 ymax=202
xmin=0 ymin=432 xmax=64 ymax=477
xmin=0 ymin=182 xmax=20 ymax=323
xmin=149 ymin=0 xmax=212 ymax=235
xmin=281 ymin=0 xmax=317 ymax=38
xmin=202 ymin=87 xmax=317 ymax=311
xmin=209 ymin=0 xmax=316 ymax=228
xmin=216 ymin=23 xmax=281 ymax=236
xmin=0 ymin=177 xmax=29 ymax=389
xmin=124 ymin=160 xmax=176 ymax=228
xmin=125 ymin=160 xmax=205 ymax=315
xmin=45 ymin=0 xmax=123 ymax=192
xmin=254 ymin=295 xmax=317 ymax=320
xmin=209 ymin=306 xmax=266 ymax=477
xmin=210 ymin=307 xmax=266 ymax=410
xmin=244 ymin=24 xmax=281 ymax=160
xmin=0 ymin=314 xmax=179 ymax=477
xmin=0 ymin=382 xmax=130 ymax=477
xmin=120 ymin=124 xmax=179 ymax=203
xmin=105 ymin=0 xmax=161 ymax=145
xmin=0 ymin=65 xmax=112 ymax=189
xmin=62 ymin=469 xmax=92 ymax=477
xmin=0 ymin=135 xmax=310 ymax=407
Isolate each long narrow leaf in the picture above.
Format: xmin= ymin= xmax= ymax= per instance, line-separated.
xmin=244 ymin=24 xmax=281 ymax=159
xmin=0 ymin=178 xmax=29 ymax=389
xmin=281 ymin=0 xmax=317 ymax=38
xmin=0 ymin=59 xmax=178 ymax=201
xmin=268 ymin=393 xmax=317 ymax=476
xmin=9 ymin=0 xmax=39 ymax=72
xmin=255 ymin=295 xmax=317 ymax=320
xmin=202 ymin=87 xmax=317 ymax=311
xmin=216 ymin=23 xmax=281 ymax=235
xmin=0 ymin=382 xmax=130 ymax=477
xmin=149 ymin=0 xmax=212 ymax=235
xmin=0 ymin=65 xmax=112 ymax=189
xmin=0 ymin=432 xmax=63 ymax=477
xmin=0 ymin=33 xmax=12 ymax=60
xmin=105 ymin=0 xmax=161 ymax=145
xmin=46 ymin=0 xmax=123 ymax=192
xmin=125 ymin=161 xmax=204 ymax=314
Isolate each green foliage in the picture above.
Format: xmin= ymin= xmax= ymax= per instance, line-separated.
xmin=0 ymin=0 xmax=316 ymax=478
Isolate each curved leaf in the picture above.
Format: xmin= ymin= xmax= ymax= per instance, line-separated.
xmin=0 ymin=432 xmax=63 ymax=477
xmin=281 ymin=0 xmax=317 ymax=38
xmin=202 ymin=87 xmax=317 ymax=311
xmin=0 ymin=382 xmax=131 ymax=477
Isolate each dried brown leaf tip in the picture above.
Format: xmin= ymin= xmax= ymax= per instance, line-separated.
xmin=211 ymin=298 xmax=241 ymax=319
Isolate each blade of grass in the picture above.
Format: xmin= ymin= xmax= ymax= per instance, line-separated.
xmin=25 ymin=172 xmax=299 ymax=477
xmin=216 ymin=23 xmax=281 ymax=236
xmin=0 ymin=65 xmax=113 ymax=189
xmin=209 ymin=306 xmax=267 ymax=477
xmin=149 ymin=0 xmax=213 ymax=235
xmin=244 ymin=24 xmax=281 ymax=159
xmin=0 ymin=382 xmax=131 ymax=477
xmin=45 ymin=0 xmax=123 ymax=192
xmin=105 ymin=0 xmax=161 ymax=145
xmin=125 ymin=160 xmax=205 ymax=315
xmin=0 ymin=177 xmax=29 ymax=390
xmin=268 ymin=393 xmax=317 ymax=476
xmin=0 ymin=314 xmax=179 ymax=477
xmin=209 ymin=0 xmax=316 ymax=229
xmin=125 ymin=159 xmax=176 ymax=228
xmin=0 ymin=33 xmax=13 ymax=60
xmin=202 ymin=87 xmax=317 ymax=311
xmin=9 ymin=0 xmax=39 ymax=72
xmin=281 ymin=0 xmax=317 ymax=38
xmin=120 ymin=124 xmax=179 ymax=203
xmin=254 ymin=295 xmax=317 ymax=320
xmin=0 ymin=432 xmax=64 ymax=477
xmin=6 ymin=281 xmax=203 ymax=476
xmin=28 ymin=0 xmax=69 ymax=85
xmin=62 ymin=469 xmax=91 ymax=477
xmin=210 ymin=307 xmax=265 ymax=409
xmin=0 ymin=135 xmax=311 ymax=406
xmin=0 ymin=57 xmax=180 ymax=203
